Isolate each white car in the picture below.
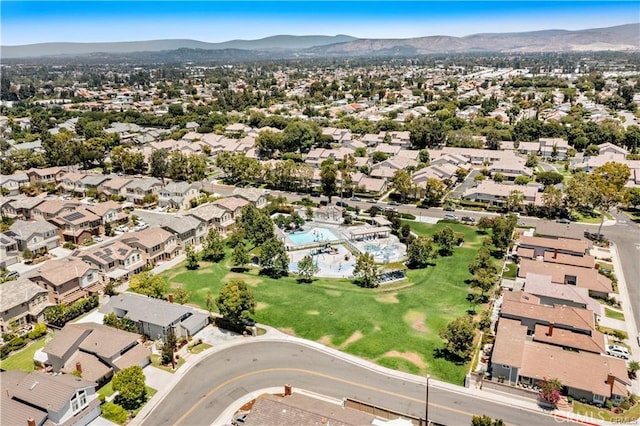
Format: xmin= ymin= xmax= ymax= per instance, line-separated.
xmin=606 ymin=345 xmax=630 ymax=360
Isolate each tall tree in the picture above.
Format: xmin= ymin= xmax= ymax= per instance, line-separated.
xmin=259 ymin=237 xmax=289 ymax=278
xmin=505 ymin=190 xmax=524 ymax=212
xmin=439 ymin=316 xmax=476 ymax=360
xmin=392 ymin=169 xmax=414 ymax=202
xmin=320 ymin=160 xmax=338 ymax=203
xmin=216 ymin=279 xmax=256 ymax=328
xmin=353 ymin=252 xmax=380 ymax=288
xmin=421 ymin=177 xmax=447 ymax=206
xmin=406 ymin=236 xmax=436 ymax=269
xmin=297 ymin=255 xmax=319 ymax=282
xmin=589 ymin=162 xmax=630 ymax=236
xmin=202 ymin=228 xmax=225 ymax=262
xmin=433 ymin=226 xmax=456 ymax=256
xmin=185 ymin=245 xmax=199 ymax=270
xmin=231 ymin=242 xmax=250 ymax=271
xmin=149 ymin=149 xmax=169 ymax=183
xmin=129 ymin=270 xmax=168 ymax=299
xmin=112 ymin=366 xmax=147 ymax=410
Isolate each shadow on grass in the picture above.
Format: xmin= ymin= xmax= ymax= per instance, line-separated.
xmin=433 ymin=348 xmax=469 ymax=365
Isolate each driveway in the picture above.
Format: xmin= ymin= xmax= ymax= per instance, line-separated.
xmin=449 ymin=169 xmax=480 ymax=199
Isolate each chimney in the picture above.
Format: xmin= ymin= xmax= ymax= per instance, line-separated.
xmin=284 ymin=384 xmax=292 ymax=396
xmin=553 ymin=248 xmax=557 ymax=259
xmin=75 ymin=362 xmax=82 ymax=374
xmin=168 ymin=294 xmax=174 ymax=303
xmin=27 ymin=419 xmax=36 ymax=426
xmin=607 ymin=374 xmax=615 ymax=396
xmin=547 ymin=323 xmax=554 ymax=337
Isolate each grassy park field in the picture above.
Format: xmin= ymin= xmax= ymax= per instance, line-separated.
xmin=160 ymin=221 xmax=491 ymax=384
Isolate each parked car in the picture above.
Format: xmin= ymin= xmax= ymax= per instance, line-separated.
xmin=350 ymin=196 xmax=361 ymax=201
xmin=443 ymin=205 xmax=455 ymax=211
xmin=388 ymin=201 xmax=399 ymax=206
xmin=2 ymin=270 xmax=19 ymax=280
xmin=444 ymin=214 xmax=458 ymax=221
xmin=93 ymin=236 xmax=103 ymax=242
xmin=606 ymin=345 xmax=630 ymax=360
xmin=367 ymin=199 xmax=378 ymax=203
xmin=461 ymin=216 xmax=476 ymax=223
xmin=233 ymin=413 xmax=248 ymax=425
xmin=336 ymin=201 xmax=349 ymax=208
xmin=134 ymin=223 xmax=149 ymax=232
xmin=556 ymin=218 xmax=571 ymax=224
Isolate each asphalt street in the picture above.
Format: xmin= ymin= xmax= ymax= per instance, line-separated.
xmin=141 ymin=341 xmax=569 ymax=426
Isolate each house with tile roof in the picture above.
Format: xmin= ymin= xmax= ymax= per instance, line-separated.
xmin=42 ymin=322 xmax=150 ymax=385
xmin=1 ymin=370 xmax=100 ymax=426
xmin=6 ymin=219 xmax=60 ymax=255
xmin=30 ymin=257 xmax=101 ymax=305
xmin=0 ymin=278 xmax=51 ymax=333
xmin=78 ymin=241 xmax=145 ymax=282
xmin=121 ymin=227 xmax=180 ymax=266
xmin=188 ymin=203 xmax=234 ymax=235
xmin=158 ymin=181 xmax=200 ymax=210
xmin=49 ymin=207 xmax=102 ymax=244
xmin=0 ymin=172 xmax=28 ymax=196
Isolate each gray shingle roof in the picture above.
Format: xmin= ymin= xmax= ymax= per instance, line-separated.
xmin=11 ymin=371 xmax=95 ymax=412
xmin=8 ymin=219 xmax=58 ymax=240
xmin=0 ymin=278 xmax=48 ymax=312
xmin=100 ymin=293 xmax=197 ymax=328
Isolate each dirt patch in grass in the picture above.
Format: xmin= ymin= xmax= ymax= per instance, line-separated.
xmin=375 ymin=293 xmax=399 ymax=303
xmin=255 ymin=302 xmax=269 ymax=311
xmin=318 ymin=335 xmax=333 ymax=346
xmin=195 ymin=268 xmax=215 ymax=275
xmin=306 ymin=310 xmax=320 ymax=315
xmin=222 ymin=273 xmax=261 ymax=286
xmin=278 ymin=328 xmax=297 ymax=336
xmin=404 ymin=310 xmax=428 ymax=333
xmin=339 ymin=331 xmax=363 ymax=349
xmin=383 ymin=350 xmax=426 ymax=370
xmin=325 ymin=290 xmax=341 ymax=297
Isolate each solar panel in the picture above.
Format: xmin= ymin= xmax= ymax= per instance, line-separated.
xmin=63 ymin=212 xmax=85 ymax=221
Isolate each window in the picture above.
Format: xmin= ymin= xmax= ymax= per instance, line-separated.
xmin=71 ymin=389 xmax=88 ymax=413
xmin=593 ymin=394 xmax=605 ymax=404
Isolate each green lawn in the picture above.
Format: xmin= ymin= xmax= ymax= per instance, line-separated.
xmin=502 ymin=262 xmax=518 ymax=279
xmin=573 ymin=401 xmax=640 ymax=423
xmin=572 ymin=210 xmax=614 ymax=224
xmin=160 ymin=222 xmax=488 ymax=384
xmin=98 ymin=380 xmax=115 ymax=399
xmin=605 ymin=308 xmax=625 ymax=321
xmin=187 ymin=342 xmax=212 ymax=354
xmin=101 ymin=386 xmax=157 ymax=425
xmin=150 ymin=354 xmax=186 ymax=373
xmin=0 ymin=335 xmax=51 ymax=372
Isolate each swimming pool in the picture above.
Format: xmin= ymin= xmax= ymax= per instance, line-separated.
xmin=288 ymin=227 xmax=340 ymax=246
xmin=362 ymin=243 xmax=403 ymax=262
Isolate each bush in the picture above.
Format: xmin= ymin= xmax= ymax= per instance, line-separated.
xmin=8 ymin=337 xmax=27 ymax=351
xmin=399 ymin=213 xmax=416 ymax=220
xmin=101 ymin=402 xmax=128 ymax=424
xmin=27 ymin=323 xmax=47 ymax=340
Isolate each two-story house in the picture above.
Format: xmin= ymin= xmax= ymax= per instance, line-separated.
xmin=125 ymin=177 xmax=162 ymax=206
xmin=85 ymin=200 xmax=128 ymax=231
xmin=49 ymin=207 xmax=102 ymax=244
xmin=60 ymin=172 xmax=88 ymax=194
xmin=0 ymin=278 xmax=51 ymax=333
xmin=121 ymin=227 xmax=179 ymax=266
xmin=158 ymin=181 xmax=199 ymax=210
xmin=0 ymin=233 xmax=20 ymax=268
xmin=31 ymin=257 xmax=101 ymax=305
xmin=0 ymin=172 xmax=28 ymax=196
xmin=188 ymin=203 xmax=234 ymax=235
xmin=0 ymin=196 xmax=46 ymax=220
xmin=32 ymin=199 xmax=79 ymax=221
xmin=25 ymin=166 xmax=65 ymax=186
xmin=1 ymin=370 xmax=100 ymax=426
xmin=5 ymin=219 xmax=60 ymax=255
xmin=78 ymin=241 xmax=145 ymax=282
xmin=539 ymin=137 xmax=569 ymax=159
xmin=212 ymin=196 xmax=249 ymax=220
xmin=231 ymin=187 xmax=268 ymax=209
xmin=98 ymin=176 xmax=132 ymax=200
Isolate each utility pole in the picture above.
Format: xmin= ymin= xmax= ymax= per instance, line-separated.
xmin=425 ymin=374 xmax=430 ymax=425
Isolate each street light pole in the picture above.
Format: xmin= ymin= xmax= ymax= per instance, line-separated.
xmin=425 ymin=374 xmax=430 ymax=425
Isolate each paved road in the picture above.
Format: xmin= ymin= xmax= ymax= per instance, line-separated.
xmin=141 ymin=341 xmax=568 ymax=426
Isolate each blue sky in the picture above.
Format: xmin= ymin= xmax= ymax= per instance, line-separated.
xmin=1 ymin=1 xmax=638 ymax=45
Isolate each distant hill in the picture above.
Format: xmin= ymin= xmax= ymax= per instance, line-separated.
xmin=1 ymin=34 xmax=357 ymax=58
xmin=312 ymin=24 xmax=640 ymax=56
xmin=2 ymin=24 xmax=637 ymax=60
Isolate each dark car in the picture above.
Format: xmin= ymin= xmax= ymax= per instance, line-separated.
xmin=244 ymin=318 xmax=256 ymax=327
xmin=233 ymin=413 xmax=248 ymax=425
xmin=336 ymin=201 xmax=349 ymax=208
xmin=461 ymin=216 xmax=476 ymax=223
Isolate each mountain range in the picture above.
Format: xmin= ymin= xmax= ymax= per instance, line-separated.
xmin=2 ymin=24 xmax=638 ymax=59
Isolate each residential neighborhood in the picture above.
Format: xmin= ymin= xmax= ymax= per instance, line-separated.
xmin=1 ymin=22 xmax=640 ymax=426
